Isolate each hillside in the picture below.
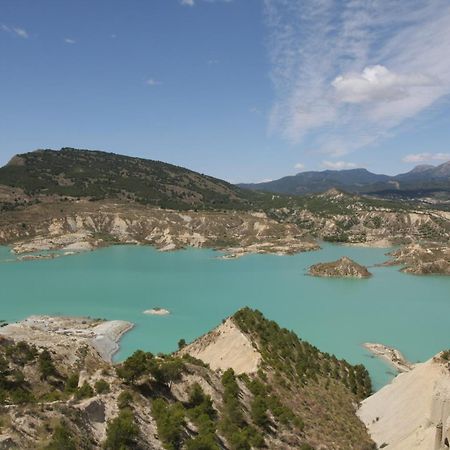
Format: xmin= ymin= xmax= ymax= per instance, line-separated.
xmin=239 ymin=162 xmax=450 ymax=201
xmin=0 ymin=148 xmax=449 ymax=273
xmin=0 ymin=148 xmax=282 ymax=211
xmin=0 ymin=309 xmax=375 ymax=449
xmin=358 ymin=351 xmax=450 ymax=449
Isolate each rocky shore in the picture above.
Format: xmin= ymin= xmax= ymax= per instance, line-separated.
xmin=385 ymin=243 xmax=450 ymax=275
xmin=308 ymin=256 xmax=372 ymax=278
xmin=0 ymin=315 xmax=133 ymax=363
xmin=363 ymin=342 xmax=413 ymax=373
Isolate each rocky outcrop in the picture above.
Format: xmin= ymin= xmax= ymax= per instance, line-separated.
xmin=0 ymin=316 xmax=133 ymax=364
xmin=358 ymin=352 xmax=450 ymax=450
xmin=364 ymin=343 xmax=413 ymax=373
xmin=386 ymin=243 xmax=450 ymax=275
xmin=178 ymin=317 xmax=261 ymax=374
xmin=0 ymin=200 xmax=319 ymax=257
xmin=308 ymin=256 xmax=372 ymax=278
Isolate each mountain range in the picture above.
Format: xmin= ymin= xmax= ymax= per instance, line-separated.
xmin=238 ymin=162 xmax=450 ymax=199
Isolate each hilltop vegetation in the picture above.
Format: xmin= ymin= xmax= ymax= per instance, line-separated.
xmin=0 ymin=309 xmax=375 ymax=449
xmin=0 ymin=148 xmax=293 ymax=211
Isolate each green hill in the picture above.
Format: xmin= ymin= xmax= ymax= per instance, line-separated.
xmin=0 ymin=148 xmax=277 ymax=211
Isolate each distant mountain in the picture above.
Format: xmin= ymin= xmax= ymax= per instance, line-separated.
xmin=238 ymin=162 xmax=450 ymax=199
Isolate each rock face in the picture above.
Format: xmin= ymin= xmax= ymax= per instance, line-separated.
xmin=178 ymin=317 xmax=261 ymax=374
xmin=386 ymin=243 xmax=450 ymax=275
xmin=308 ymin=256 xmax=372 ymax=278
xmin=358 ymin=352 xmax=450 ymax=450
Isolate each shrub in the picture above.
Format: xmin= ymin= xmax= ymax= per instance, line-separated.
xmin=94 ymin=379 xmax=110 ymax=394
xmin=104 ymin=408 xmax=139 ymax=450
xmin=151 ymin=398 xmax=185 ymax=450
xmin=44 ymin=422 xmax=76 ymax=450
xmin=38 ymin=350 xmax=57 ymax=380
xmin=65 ymin=373 xmax=79 ymax=393
xmin=75 ymin=382 xmax=94 ymax=400
xmin=117 ymin=390 xmax=133 ymax=410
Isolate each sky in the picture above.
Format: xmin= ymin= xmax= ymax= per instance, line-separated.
xmin=1 ymin=0 xmax=450 ymax=182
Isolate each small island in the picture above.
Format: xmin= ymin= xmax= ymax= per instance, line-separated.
xmin=143 ymin=307 xmax=170 ymax=316
xmin=308 ymin=256 xmax=372 ymax=278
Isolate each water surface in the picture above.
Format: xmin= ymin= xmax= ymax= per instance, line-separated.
xmin=1 ymin=244 xmax=449 ymax=390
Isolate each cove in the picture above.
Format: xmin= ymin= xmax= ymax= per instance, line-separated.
xmin=1 ymin=243 xmax=449 ymax=390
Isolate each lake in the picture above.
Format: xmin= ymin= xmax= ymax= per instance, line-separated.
xmin=1 ymin=243 xmax=449 ymax=390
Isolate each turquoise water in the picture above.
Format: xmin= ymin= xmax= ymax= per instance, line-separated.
xmin=1 ymin=244 xmax=449 ymax=390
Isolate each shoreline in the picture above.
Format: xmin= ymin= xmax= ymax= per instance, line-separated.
xmin=364 ymin=342 xmax=413 ymax=373
xmin=90 ymin=320 xmax=134 ymax=363
xmin=0 ymin=316 xmax=134 ymax=364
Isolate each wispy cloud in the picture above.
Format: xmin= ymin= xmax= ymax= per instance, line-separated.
xmin=180 ymin=0 xmax=233 ymax=6
xmin=146 ymin=78 xmax=162 ymax=86
xmin=322 ymin=161 xmax=357 ymax=170
xmin=64 ymin=38 xmax=76 ymax=44
xmin=1 ymin=24 xmax=29 ymax=39
xmin=294 ymin=163 xmax=305 ymax=170
xmin=264 ymin=0 xmax=450 ymax=157
xmin=402 ymin=152 xmax=450 ymax=163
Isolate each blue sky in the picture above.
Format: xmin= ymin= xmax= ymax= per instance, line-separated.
xmin=1 ymin=0 xmax=450 ymax=182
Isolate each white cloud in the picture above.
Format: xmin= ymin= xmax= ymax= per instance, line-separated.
xmin=64 ymin=38 xmax=76 ymax=44
xmin=294 ymin=163 xmax=305 ymax=170
xmin=181 ymin=0 xmax=195 ymax=5
xmin=1 ymin=24 xmax=29 ymax=39
xmin=322 ymin=161 xmax=357 ymax=170
xmin=402 ymin=152 xmax=450 ymax=163
xmin=332 ymin=65 xmax=436 ymax=104
xmin=146 ymin=78 xmax=162 ymax=86
xmin=264 ymin=0 xmax=450 ymax=156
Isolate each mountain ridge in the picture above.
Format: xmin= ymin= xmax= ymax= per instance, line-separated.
xmin=238 ymin=161 xmax=450 ymax=199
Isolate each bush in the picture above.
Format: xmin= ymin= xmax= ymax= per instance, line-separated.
xmin=151 ymin=398 xmax=185 ymax=450
xmin=117 ymin=390 xmax=133 ymax=410
xmin=104 ymin=408 xmax=139 ymax=450
xmin=65 ymin=373 xmax=79 ymax=393
xmin=94 ymin=379 xmax=110 ymax=394
xmin=75 ymin=382 xmax=94 ymax=400
xmin=44 ymin=422 xmax=76 ymax=450
xmin=116 ymin=350 xmax=153 ymax=383
xmin=38 ymin=350 xmax=57 ymax=380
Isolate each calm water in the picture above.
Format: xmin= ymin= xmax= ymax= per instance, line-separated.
xmin=1 ymin=243 xmax=449 ymax=390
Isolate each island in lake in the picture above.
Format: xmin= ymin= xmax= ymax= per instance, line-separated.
xmin=308 ymin=256 xmax=372 ymax=278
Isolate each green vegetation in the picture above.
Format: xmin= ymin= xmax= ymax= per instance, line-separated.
xmin=94 ymin=379 xmax=110 ymax=394
xmin=0 ymin=148 xmax=288 ymax=212
xmin=116 ymin=350 xmax=185 ymax=387
xmin=104 ymin=408 xmax=139 ymax=450
xmin=74 ymin=381 xmax=94 ymax=400
xmin=219 ymin=369 xmax=265 ymax=450
xmin=44 ymin=423 xmax=77 ymax=450
xmin=151 ymin=399 xmax=186 ymax=450
xmin=233 ymin=308 xmax=372 ymax=399
xmin=38 ymin=349 xmax=58 ymax=380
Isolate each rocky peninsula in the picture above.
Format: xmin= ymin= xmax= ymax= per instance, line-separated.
xmin=386 ymin=243 xmax=450 ymax=275
xmin=308 ymin=256 xmax=372 ymax=278
xmin=364 ymin=342 xmax=413 ymax=373
xmin=0 ymin=315 xmax=133 ymax=363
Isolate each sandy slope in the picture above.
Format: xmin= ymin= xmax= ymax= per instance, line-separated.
xmin=178 ymin=317 xmax=261 ymax=374
xmin=358 ymin=356 xmax=450 ymax=449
